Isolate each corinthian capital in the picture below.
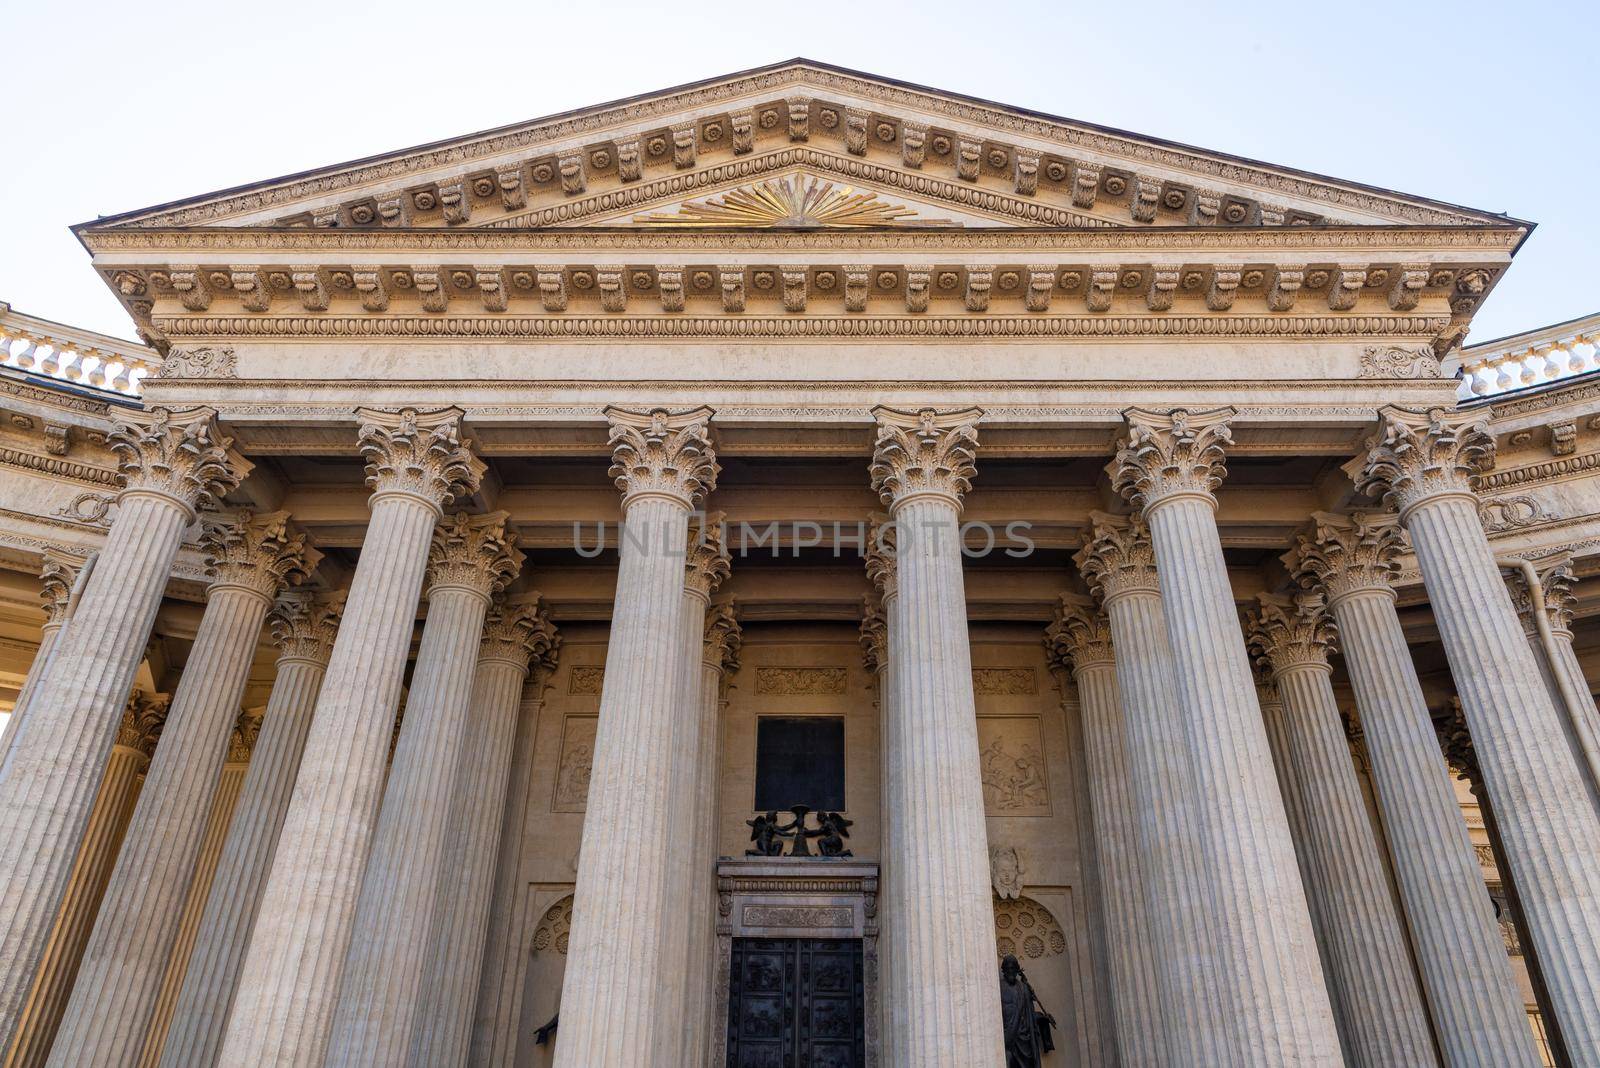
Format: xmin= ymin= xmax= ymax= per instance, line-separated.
xmin=865 ymin=514 xmax=898 ymax=604
xmin=685 ymin=512 xmax=732 ymax=599
xmin=357 ymin=406 xmax=484 ymax=512
xmin=605 ymin=405 xmax=718 ymax=510
xmin=110 ymin=406 xmax=250 ymax=516
xmin=1502 ymin=553 xmax=1577 ymax=636
xmin=704 ymin=599 xmax=743 ymax=674
xmin=1354 ymin=405 xmax=1493 ymax=519
xmin=1044 ymin=594 xmax=1114 ymax=673
xmin=479 ymin=598 xmax=560 ymax=676
xmin=1247 ymin=591 xmax=1336 ymax=677
xmin=1075 ymin=511 xmax=1159 ymax=603
xmin=869 ymin=406 xmax=981 ymax=511
xmin=268 ymin=590 xmax=344 ymax=665
xmin=38 ymin=550 xmax=83 ymax=629
xmin=1111 ymin=406 xmax=1234 ymax=512
xmin=859 ymin=596 xmax=886 ymax=675
xmin=1290 ymin=511 xmax=1406 ymax=605
xmin=118 ymin=691 xmax=170 ymax=760
xmin=427 ymin=511 xmax=523 ymax=600
xmin=228 ymin=708 xmax=264 ymax=764
xmin=202 ymin=511 xmax=319 ymax=602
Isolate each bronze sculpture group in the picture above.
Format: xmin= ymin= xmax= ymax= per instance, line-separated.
xmin=745 ymin=806 xmax=853 ymax=857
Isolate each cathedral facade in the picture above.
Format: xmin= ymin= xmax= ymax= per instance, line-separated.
xmin=0 ymin=59 xmax=1595 ymax=1067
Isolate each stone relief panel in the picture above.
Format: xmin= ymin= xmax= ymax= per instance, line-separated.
xmin=972 ymin=667 xmax=1037 ymax=695
xmin=552 ymin=714 xmax=597 ymax=812
xmin=532 ymin=893 xmax=574 ymax=956
xmin=755 ymin=666 xmax=848 ymax=695
xmin=992 ymin=895 xmax=1067 ymax=963
xmin=567 ymin=665 xmax=604 ymax=695
xmin=977 ymin=715 xmax=1051 ymax=816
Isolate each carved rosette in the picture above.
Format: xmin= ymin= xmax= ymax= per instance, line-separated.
xmin=1075 ymin=511 xmax=1159 ymax=604
xmin=357 ymin=406 xmax=484 ymax=511
xmin=426 ymin=511 xmax=523 ymax=601
xmin=1355 ymin=405 xmax=1494 ymax=520
xmin=1111 ymin=406 xmax=1235 ymax=512
xmin=201 ymin=510 xmax=318 ymax=602
xmin=605 ymin=405 xmax=719 ymax=510
xmin=868 ymin=406 xmax=981 ymax=512
xmin=117 ymin=691 xmax=170 ymax=760
xmin=1044 ymin=594 xmax=1114 ymax=673
xmin=1247 ymin=591 xmax=1336 ymax=678
xmin=478 ymin=598 xmax=560 ymax=676
xmin=704 ymin=599 xmax=743 ymax=675
xmin=858 ymin=596 xmax=887 ymax=675
xmin=865 ymin=513 xmax=897 ymax=604
xmin=1502 ymin=554 xmax=1577 ymax=636
xmin=228 ymin=708 xmax=265 ymax=764
xmin=38 ymin=551 xmax=81 ymax=629
xmin=685 ymin=511 xmax=732 ymax=599
xmin=268 ymin=590 xmax=345 ymax=665
xmin=1290 ymin=511 xmax=1407 ymax=606
xmin=109 ymin=406 xmax=249 ymax=516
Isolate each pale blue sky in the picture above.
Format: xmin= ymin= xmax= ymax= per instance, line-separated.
xmin=3 ymin=0 xmax=1592 ymax=344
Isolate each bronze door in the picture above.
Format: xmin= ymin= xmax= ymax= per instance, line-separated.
xmin=726 ymin=937 xmax=864 ymax=1067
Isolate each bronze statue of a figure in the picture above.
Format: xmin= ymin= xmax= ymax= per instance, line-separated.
xmin=745 ymin=811 xmax=791 ymax=856
xmin=999 ymin=954 xmax=1056 ymax=1067
xmin=744 ymin=807 xmax=854 ymax=857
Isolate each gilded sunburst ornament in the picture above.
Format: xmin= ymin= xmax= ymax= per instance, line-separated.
xmin=634 ymin=175 xmax=951 ymax=228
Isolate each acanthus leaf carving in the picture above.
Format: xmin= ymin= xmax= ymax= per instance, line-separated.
xmin=1246 ymin=590 xmax=1336 ymax=677
xmin=1290 ymin=511 xmax=1407 ymax=604
xmin=868 ymin=406 xmax=981 ymax=510
xmin=1044 ymin=593 xmax=1114 ymax=673
xmin=201 ymin=509 xmax=318 ymax=601
xmin=1359 ymin=345 xmax=1441 ymax=380
xmin=110 ymin=406 xmax=249 ymax=514
xmin=356 ymin=405 xmax=483 ymax=509
xmin=1111 ymin=406 xmax=1234 ymax=511
xmin=1075 ymin=510 xmax=1160 ymax=602
xmin=685 ymin=511 xmax=732 ymax=598
xmin=268 ymin=589 xmax=345 ymax=664
xmin=704 ymin=599 xmax=743 ymax=675
xmin=1355 ymin=405 xmax=1494 ymax=518
xmin=426 ymin=510 xmax=522 ymax=599
xmin=155 ymin=346 xmax=237 ymax=380
xmin=604 ymin=405 xmax=718 ymax=509
xmin=480 ymin=596 xmax=560 ymax=676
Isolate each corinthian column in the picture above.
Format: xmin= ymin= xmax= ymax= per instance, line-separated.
xmin=1076 ymin=513 xmax=1234 ymax=1066
xmin=683 ymin=599 xmax=741 ymax=1067
xmin=5 ymin=695 xmax=166 ymax=1068
xmin=1045 ymin=597 xmax=1165 ymax=1068
xmin=1292 ymin=511 xmax=1539 ymax=1067
xmin=219 ymin=408 xmax=481 ymax=1068
xmin=868 ymin=405 xmax=1003 ymax=1066
xmin=410 ymin=598 xmax=557 ymax=1066
xmin=864 ymin=533 xmax=902 ymax=1068
xmin=0 ymin=407 xmax=246 ymax=1056
xmin=1357 ymin=405 xmax=1600 ymax=1054
xmin=158 ymin=593 xmax=342 ymax=1068
xmin=50 ymin=513 xmax=312 ymax=1068
xmin=1111 ymin=407 xmax=1340 ymax=1066
xmin=554 ymin=406 xmax=717 ymax=1068
xmin=1 ymin=552 xmax=84 ymax=764
xmin=1502 ymin=555 xmax=1600 ymax=807
xmin=326 ymin=511 xmax=522 ymax=1067
xmin=1247 ymin=592 xmax=1437 ymax=1067
xmin=666 ymin=524 xmax=730 ymax=1068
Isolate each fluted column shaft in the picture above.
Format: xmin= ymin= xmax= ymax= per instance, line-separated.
xmin=1404 ymin=495 xmax=1600 ymax=1053
xmin=2 ymin=554 xmax=89 ymax=771
xmin=1540 ymin=630 xmax=1600 ymax=806
xmin=5 ymin=710 xmax=156 ymax=1068
xmin=139 ymin=752 xmax=249 ymax=1067
xmin=1506 ymin=563 xmax=1600 ymax=811
xmin=0 ymin=624 xmax=62 ymax=764
xmin=1258 ymin=633 xmax=1436 ymax=1067
xmin=158 ymin=612 xmax=334 ymax=1068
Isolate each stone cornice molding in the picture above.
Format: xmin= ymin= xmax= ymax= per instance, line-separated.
xmin=704 ymin=599 xmax=742 ymax=674
xmin=109 ymin=406 xmax=250 ymax=518
xmin=605 ymin=405 xmax=719 ymax=510
xmin=268 ymin=590 xmax=345 ymax=665
xmin=858 ymin=595 xmax=886 ymax=675
xmin=1075 ymin=510 xmax=1159 ymax=605
xmin=1290 ymin=511 xmax=1406 ymax=607
xmin=478 ymin=597 xmax=560 ymax=676
xmin=1111 ymin=406 xmax=1235 ymax=513
xmin=38 ymin=551 xmax=82 ymax=628
xmin=356 ymin=405 xmax=484 ymax=512
xmin=1247 ymin=591 xmax=1336 ymax=678
xmin=1501 ymin=552 xmax=1576 ymax=636
xmin=869 ymin=405 xmax=981 ymax=512
xmin=201 ymin=510 xmax=319 ymax=603
xmin=685 ymin=511 xmax=732 ymax=599
xmin=1044 ymin=593 xmax=1114 ymax=673
xmin=426 ymin=510 xmax=522 ymax=601
xmin=1354 ymin=405 xmax=1494 ymax=521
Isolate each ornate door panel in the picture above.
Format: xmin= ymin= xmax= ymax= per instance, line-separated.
xmin=727 ymin=937 xmax=864 ymax=1067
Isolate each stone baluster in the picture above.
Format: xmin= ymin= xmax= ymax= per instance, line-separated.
xmin=1111 ymin=407 xmax=1341 ymax=1066
xmin=1246 ymin=591 xmax=1438 ymax=1067
xmin=139 ymin=709 xmax=258 ymax=1067
xmin=218 ymin=407 xmax=481 ymax=1068
xmin=1044 ymin=596 xmax=1165 ymax=1068
xmin=0 ymin=406 xmax=246 ymax=1057
xmin=158 ymin=593 xmax=342 ymax=1068
xmin=5 ymin=694 xmax=166 ymax=1068
xmin=1502 ymin=555 xmax=1600 ymax=808
xmin=683 ymin=599 xmax=741 ymax=1067
xmin=48 ymin=513 xmax=312 ymax=1068
xmin=0 ymin=552 xmax=83 ymax=764
xmin=1356 ymin=404 xmax=1600 ymax=1054
xmin=1076 ymin=512 xmax=1236 ymax=1066
xmin=864 ymin=529 xmax=902 ymax=1067
xmin=554 ymin=405 xmax=717 ymax=1068
xmin=1292 ymin=510 xmax=1541 ymax=1067
xmin=326 ymin=511 xmax=522 ymax=1067
xmin=409 ymin=598 xmax=558 ymax=1067
xmin=868 ymin=405 xmax=1004 ymax=1067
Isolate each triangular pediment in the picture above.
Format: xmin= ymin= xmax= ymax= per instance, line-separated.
xmin=79 ymin=59 xmax=1517 ymax=236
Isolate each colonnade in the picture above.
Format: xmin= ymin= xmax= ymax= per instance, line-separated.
xmin=0 ymin=400 xmax=1597 ymax=1067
